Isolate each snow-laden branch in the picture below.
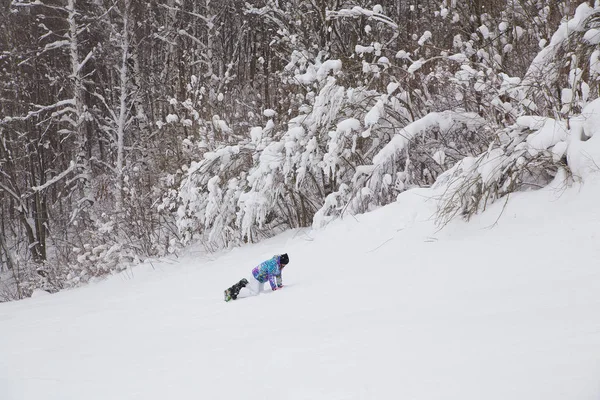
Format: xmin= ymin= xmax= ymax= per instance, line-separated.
xmin=157 ymin=3 xmax=213 ymax=25
xmin=244 ymin=4 xmax=288 ymax=31
xmin=42 ymin=39 xmax=70 ymax=52
xmin=177 ymin=29 xmax=207 ymax=49
xmin=29 ymin=161 xmax=76 ymax=194
xmin=92 ymin=92 xmax=118 ymax=122
xmin=76 ymin=49 xmax=94 ymax=75
xmin=327 ymin=6 xmax=398 ymax=30
xmin=153 ymin=34 xmax=177 ymax=46
xmin=372 ymin=111 xmax=486 ymax=167
xmin=0 ymin=181 xmax=22 ymax=203
xmin=521 ymin=3 xmax=598 ymax=94
xmin=11 ymin=0 xmax=64 ymax=10
xmin=2 ymin=98 xmax=76 ymax=123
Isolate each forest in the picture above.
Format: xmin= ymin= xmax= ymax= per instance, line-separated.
xmin=0 ymin=0 xmax=595 ymax=299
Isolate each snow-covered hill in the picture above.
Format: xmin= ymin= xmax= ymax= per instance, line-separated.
xmin=1 ymin=178 xmax=600 ymax=400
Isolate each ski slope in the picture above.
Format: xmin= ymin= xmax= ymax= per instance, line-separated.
xmin=1 ymin=178 xmax=600 ymax=400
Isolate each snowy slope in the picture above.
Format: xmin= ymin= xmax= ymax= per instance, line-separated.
xmin=1 ymin=178 xmax=600 ymax=400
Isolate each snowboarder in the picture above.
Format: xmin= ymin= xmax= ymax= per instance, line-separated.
xmin=224 ymin=253 xmax=289 ymax=302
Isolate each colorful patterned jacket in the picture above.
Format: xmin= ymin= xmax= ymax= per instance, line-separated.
xmin=252 ymin=255 xmax=283 ymax=291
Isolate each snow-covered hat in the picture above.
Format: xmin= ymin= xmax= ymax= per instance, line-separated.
xmin=280 ymin=253 xmax=289 ymax=266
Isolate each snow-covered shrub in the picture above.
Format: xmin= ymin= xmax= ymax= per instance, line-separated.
xmin=167 ymin=2 xmax=555 ymax=237
xmin=237 ymin=66 xmax=413 ymax=237
xmin=435 ymin=3 xmax=600 ymax=225
xmin=166 ymin=46 xmax=417 ymax=244
xmin=368 ymin=112 xmax=491 ymax=205
xmin=312 ymin=111 xmax=492 ymax=226
xmin=161 ymin=144 xmax=254 ymax=247
xmin=434 ymin=120 xmax=567 ymax=226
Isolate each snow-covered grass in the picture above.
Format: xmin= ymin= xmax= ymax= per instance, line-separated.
xmin=1 ymin=178 xmax=600 ymax=400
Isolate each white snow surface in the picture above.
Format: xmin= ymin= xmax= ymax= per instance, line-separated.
xmin=2 ymin=179 xmax=600 ymax=400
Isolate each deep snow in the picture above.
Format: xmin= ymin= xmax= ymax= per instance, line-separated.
xmin=1 ymin=178 xmax=600 ymax=400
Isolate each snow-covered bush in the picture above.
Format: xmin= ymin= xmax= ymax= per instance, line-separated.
xmin=166 ymin=2 xmax=574 ymax=240
xmin=161 ymin=145 xmax=253 ymax=247
xmin=434 ymin=121 xmax=566 ymax=226
xmin=436 ymin=3 xmax=600 ymax=225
